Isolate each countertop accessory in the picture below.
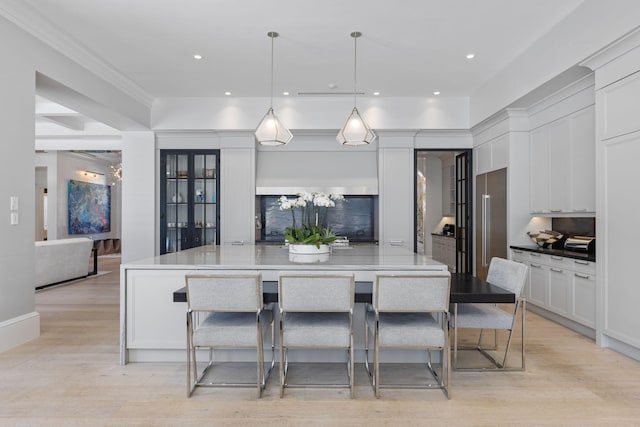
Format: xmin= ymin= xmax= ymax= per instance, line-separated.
xmin=527 ymin=230 xmax=563 ymax=248
xmin=564 ymin=236 xmax=595 ymax=253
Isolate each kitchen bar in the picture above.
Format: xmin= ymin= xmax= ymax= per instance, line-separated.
xmin=120 ymin=244 xmax=513 ymax=365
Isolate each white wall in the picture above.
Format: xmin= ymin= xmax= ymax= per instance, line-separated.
xmin=0 ymin=18 xmax=38 ymax=345
xmin=0 ymin=14 xmax=150 ymax=351
xmin=152 ymin=96 xmax=470 ymax=131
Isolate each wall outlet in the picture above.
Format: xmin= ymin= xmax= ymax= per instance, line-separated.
xmin=10 ymin=196 xmax=18 ymax=211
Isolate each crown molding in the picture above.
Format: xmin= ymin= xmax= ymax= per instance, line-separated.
xmin=0 ymin=0 xmax=153 ymax=108
xmin=580 ymin=26 xmax=640 ymax=71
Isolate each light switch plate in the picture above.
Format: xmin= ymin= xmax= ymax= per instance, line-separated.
xmin=10 ymin=196 xmax=18 ymax=211
xmin=10 ymin=212 xmax=19 ymax=225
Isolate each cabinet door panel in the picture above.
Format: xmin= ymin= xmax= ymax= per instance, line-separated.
xmin=381 ymin=148 xmax=413 ymax=247
xmin=573 ymin=273 xmax=595 ymax=328
xmin=547 ymin=120 xmax=571 ymax=213
xmin=160 ymin=150 xmax=220 ymax=254
xmin=530 ymin=127 xmax=549 ymax=213
xmin=549 ymin=268 xmax=572 ymax=316
xmin=528 ymin=262 xmax=549 ymax=307
xmin=570 ymin=106 xmax=595 ymax=213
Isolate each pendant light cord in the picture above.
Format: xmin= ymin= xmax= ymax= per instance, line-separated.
xmin=353 ymin=33 xmax=357 ymax=107
xmin=270 ymin=33 xmax=275 ymax=109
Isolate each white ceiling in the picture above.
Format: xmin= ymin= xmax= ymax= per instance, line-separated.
xmin=18 ymin=0 xmax=585 ymax=99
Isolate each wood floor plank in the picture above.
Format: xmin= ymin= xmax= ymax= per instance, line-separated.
xmin=1 ymin=256 xmax=640 ymax=425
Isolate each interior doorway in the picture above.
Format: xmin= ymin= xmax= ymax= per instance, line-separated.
xmin=414 ymin=149 xmax=472 ymax=273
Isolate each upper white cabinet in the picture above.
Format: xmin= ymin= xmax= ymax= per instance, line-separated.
xmin=569 ymin=107 xmax=596 ymax=213
xmin=547 ymin=119 xmax=571 ymax=213
xmin=476 ymin=134 xmax=508 ymax=175
xmin=529 ymin=105 xmax=595 ymax=215
xmin=529 ymin=127 xmax=549 ymax=214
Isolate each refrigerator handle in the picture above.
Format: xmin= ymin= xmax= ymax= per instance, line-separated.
xmin=482 ymin=194 xmax=491 ymax=268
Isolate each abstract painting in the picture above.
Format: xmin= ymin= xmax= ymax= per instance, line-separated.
xmin=68 ymin=180 xmax=111 ymax=234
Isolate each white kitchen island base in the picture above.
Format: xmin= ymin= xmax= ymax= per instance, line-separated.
xmin=120 ymin=244 xmax=447 ymax=365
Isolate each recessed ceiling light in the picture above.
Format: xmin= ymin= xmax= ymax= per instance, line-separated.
xmin=433 ymin=91 xmax=441 ymax=96
xmin=283 ymin=91 xmax=290 ymax=96
xmin=193 ymin=54 xmax=203 ymax=60
xmin=466 ymin=53 xmax=475 ymax=60
xmin=224 ymin=91 xmax=231 ymax=96
xmin=373 ymin=91 xmax=380 ymax=96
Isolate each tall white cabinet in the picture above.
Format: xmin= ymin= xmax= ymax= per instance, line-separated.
xmin=583 ymin=30 xmax=640 ymax=360
xmin=379 ymin=141 xmax=414 ymax=248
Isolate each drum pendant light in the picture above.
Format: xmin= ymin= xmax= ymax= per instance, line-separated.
xmin=255 ymin=31 xmax=292 ymax=146
xmin=337 ymin=31 xmax=376 ymax=146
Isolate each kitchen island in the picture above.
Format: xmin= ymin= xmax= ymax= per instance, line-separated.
xmin=120 ymin=244 xmax=448 ymax=364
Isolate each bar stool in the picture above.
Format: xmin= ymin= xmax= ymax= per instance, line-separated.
xmin=364 ymin=271 xmax=451 ymax=399
xmin=452 ymin=257 xmax=528 ymax=371
xmin=278 ymin=272 xmax=355 ymax=398
xmin=185 ymin=272 xmax=275 ymax=397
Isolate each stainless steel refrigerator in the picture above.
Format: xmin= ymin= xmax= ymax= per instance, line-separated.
xmin=476 ymin=168 xmax=507 ymax=280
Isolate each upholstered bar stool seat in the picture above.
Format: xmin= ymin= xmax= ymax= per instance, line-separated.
xmin=453 ymin=304 xmax=514 ymax=330
xmin=281 ymin=312 xmax=351 ymax=348
xmin=193 ymin=310 xmax=274 ymax=347
xmin=368 ymin=313 xmax=445 ymax=348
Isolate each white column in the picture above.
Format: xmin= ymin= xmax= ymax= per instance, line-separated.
xmin=121 ymin=132 xmax=156 ymax=263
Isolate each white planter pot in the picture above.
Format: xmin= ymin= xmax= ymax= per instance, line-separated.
xmin=288 ymin=244 xmax=330 ymax=254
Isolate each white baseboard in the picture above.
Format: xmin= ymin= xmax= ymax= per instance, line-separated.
xmin=0 ymin=311 xmax=40 ymax=352
xmin=601 ymin=334 xmax=640 ymax=362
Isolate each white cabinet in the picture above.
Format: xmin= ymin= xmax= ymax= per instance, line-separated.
xmin=432 ymin=234 xmax=456 ymax=272
xmin=476 ymin=134 xmax=508 ymax=175
xmin=529 ymin=106 xmax=595 ymax=215
xmin=548 ymin=265 xmax=572 ymax=317
xmin=547 ymin=120 xmax=571 ymax=213
xmin=511 ymin=249 xmax=530 ymax=300
xmin=529 ymin=127 xmax=549 ymax=214
xmin=572 ymin=259 xmax=596 ymax=328
xmin=380 ymin=148 xmax=413 ymax=247
xmin=510 ymin=249 xmax=595 ymax=330
xmin=528 ymin=256 xmax=549 ymax=307
xmin=221 ymin=148 xmax=255 ymax=244
xmin=569 ymin=107 xmax=596 ymax=213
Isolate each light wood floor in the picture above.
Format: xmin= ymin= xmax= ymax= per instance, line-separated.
xmin=2 ymin=256 xmax=640 ymax=426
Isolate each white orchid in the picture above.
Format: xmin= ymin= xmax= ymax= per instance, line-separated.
xmin=279 ymin=191 xmax=344 ymax=246
xmin=294 ymin=197 xmax=307 ymax=208
xmin=278 ymin=195 xmax=292 ymax=210
xmin=313 ymin=194 xmax=334 ymax=208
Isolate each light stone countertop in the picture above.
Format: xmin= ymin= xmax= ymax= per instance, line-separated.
xmin=122 ymin=243 xmax=447 ymax=272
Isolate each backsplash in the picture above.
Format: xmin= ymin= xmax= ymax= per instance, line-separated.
xmin=552 ymin=217 xmax=595 ymax=237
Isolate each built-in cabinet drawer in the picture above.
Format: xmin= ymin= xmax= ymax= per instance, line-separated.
xmin=510 ymin=249 xmax=595 ymax=329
